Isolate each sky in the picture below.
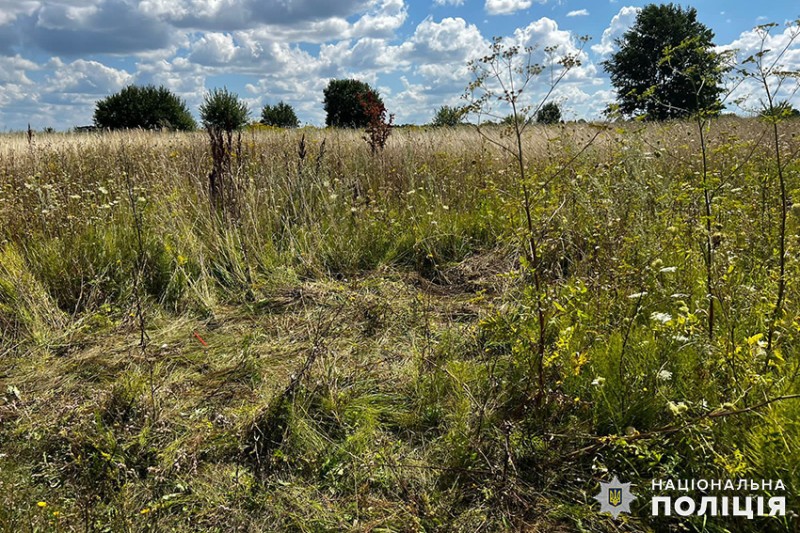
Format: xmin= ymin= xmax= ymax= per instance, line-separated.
xmin=0 ymin=0 xmax=798 ymax=130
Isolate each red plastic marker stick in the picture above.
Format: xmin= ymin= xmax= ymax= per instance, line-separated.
xmin=193 ymin=331 xmax=208 ymax=347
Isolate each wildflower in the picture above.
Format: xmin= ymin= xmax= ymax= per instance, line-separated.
xmin=140 ymin=508 xmax=150 ymax=514
xmin=650 ymin=312 xmax=672 ymax=324
xmin=659 ymin=266 xmax=677 ymax=273
xmin=657 ymin=369 xmax=673 ymax=382
xmin=667 ymin=401 xmax=688 ymax=416
xmin=628 ymin=291 xmax=647 ymax=299
xmin=591 ymin=376 xmax=606 ymax=387
xmin=53 ymin=511 xmax=61 ymax=517
xmin=37 ymin=501 xmax=47 ymax=508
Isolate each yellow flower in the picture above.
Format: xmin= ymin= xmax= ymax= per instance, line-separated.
xmin=140 ymin=508 xmax=150 ymax=514
xmin=53 ymin=511 xmax=61 ymax=517
xmin=37 ymin=501 xmax=47 ymax=508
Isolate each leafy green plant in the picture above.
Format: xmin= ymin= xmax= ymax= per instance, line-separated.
xmin=430 ymin=105 xmax=464 ymax=127
xmin=535 ymin=101 xmax=562 ymax=124
xmin=200 ymin=88 xmax=249 ymax=213
xmin=260 ymin=101 xmax=300 ymax=128
xmin=94 ymin=85 xmax=196 ymax=131
xmin=323 ymin=79 xmax=382 ymax=128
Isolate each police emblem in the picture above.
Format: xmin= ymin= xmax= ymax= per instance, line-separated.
xmin=594 ymin=475 xmax=636 ymax=518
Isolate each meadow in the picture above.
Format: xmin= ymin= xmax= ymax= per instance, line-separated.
xmin=1 ymin=118 xmax=799 ymax=531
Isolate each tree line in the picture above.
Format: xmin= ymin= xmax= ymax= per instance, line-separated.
xmin=93 ymin=79 xmax=388 ymax=131
xmin=91 ymin=3 xmax=798 ymax=133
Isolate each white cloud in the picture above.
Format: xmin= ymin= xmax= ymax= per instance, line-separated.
xmin=485 ymin=0 xmax=533 ymax=16
xmin=717 ymin=24 xmax=800 ymax=113
xmin=0 ymin=55 xmax=39 ymax=84
xmin=567 ymin=9 xmax=589 ymax=17
xmin=434 ymin=0 xmax=464 ymax=5
xmin=47 ymin=59 xmax=133 ymax=95
xmin=591 ymin=5 xmax=640 ymax=56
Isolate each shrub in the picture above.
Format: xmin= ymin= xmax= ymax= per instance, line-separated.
xmin=200 ymin=88 xmax=249 ymax=132
xmin=93 ymin=85 xmax=196 ymax=131
xmin=323 ymin=79 xmax=383 ymax=128
xmin=430 ymin=105 xmax=464 ymax=127
xmin=200 ymin=88 xmax=249 ymax=212
xmin=359 ymin=91 xmax=394 ymax=154
xmin=535 ymin=102 xmax=562 ymax=124
xmin=261 ymin=101 xmax=300 ymax=128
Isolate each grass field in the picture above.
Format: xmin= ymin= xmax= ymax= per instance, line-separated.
xmin=1 ymin=119 xmax=800 ymax=531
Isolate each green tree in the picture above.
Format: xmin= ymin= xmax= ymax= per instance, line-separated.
xmin=603 ymin=4 xmax=725 ymax=120
xmin=93 ymin=85 xmax=196 ymax=131
xmin=323 ymin=79 xmax=383 ymax=128
xmin=261 ymin=101 xmax=300 ymax=128
xmin=200 ymin=88 xmax=249 ymax=211
xmin=430 ymin=105 xmax=464 ymax=127
xmin=535 ymin=102 xmax=562 ymax=124
xmin=200 ymin=88 xmax=249 ymax=132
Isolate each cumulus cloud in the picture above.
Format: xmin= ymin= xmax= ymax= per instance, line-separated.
xmin=9 ymin=0 xmax=175 ymax=55
xmin=485 ymin=0 xmax=533 ymax=16
xmin=567 ymin=9 xmax=589 ymax=17
xmin=591 ymin=5 xmax=640 ymax=56
xmin=717 ymin=24 xmax=800 ymax=113
xmin=140 ymin=0 xmax=372 ymax=31
xmin=0 ymin=0 xmax=622 ymax=129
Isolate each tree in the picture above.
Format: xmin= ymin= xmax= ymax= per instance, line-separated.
xmin=261 ymin=101 xmax=299 ymax=128
xmin=603 ymin=4 xmax=725 ymax=120
xmin=430 ymin=105 xmax=464 ymax=127
xmin=323 ymin=79 xmax=383 ymax=128
xmin=200 ymin=88 xmax=249 ymax=132
xmin=535 ymin=101 xmax=561 ymax=124
xmin=200 ymin=88 xmax=249 ymax=212
xmin=94 ymin=85 xmax=196 ymax=131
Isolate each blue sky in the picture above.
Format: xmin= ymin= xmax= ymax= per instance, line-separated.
xmin=0 ymin=0 xmax=798 ymax=130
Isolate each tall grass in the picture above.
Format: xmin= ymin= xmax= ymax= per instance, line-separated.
xmin=0 ymin=118 xmax=799 ymax=531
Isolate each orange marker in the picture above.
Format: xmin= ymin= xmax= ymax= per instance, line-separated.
xmin=193 ymin=331 xmax=208 ymax=347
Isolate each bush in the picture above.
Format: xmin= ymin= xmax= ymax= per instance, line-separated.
xmin=535 ymin=102 xmax=562 ymax=124
xmin=261 ymin=101 xmax=300 ymax=128
xmin=323 ymin=79 xmax=383 ymax=128
xmin=200 ymin=88 xmax=249 ymax=132
xmin=430 ymin=105 xmax=464 ymax=127
xmin=760 ymin=100 xmax=800 ymax=119
xmin=93 ymin=85 xmax=196 ymax=131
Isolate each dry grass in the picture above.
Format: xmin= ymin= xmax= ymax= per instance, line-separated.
xmin=1 ymin=118 xmax=800 ymax=531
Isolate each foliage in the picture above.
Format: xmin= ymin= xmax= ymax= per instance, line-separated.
xmin=603 ymin=3 xmax=726 ymax=120
xmin=3 ymin=21 xmax=800 ymax=528
xmin=322 ymin=79 xmax=383 ymax=128
xmin=260 ymin=101 xmax=299 ymax=128
xmin=1 ymin=118 xmax=800 ymax=532
xmin=535 ymin=101 xmax=562 ymax=124
xmin=200 ymin=88 xmax=249 ymax=133
xmin=200 ymin=89 xmax=249 ymax=213
xmin=359 ymin=91 xmax=394 ymax=154
xmin=430 ymin=105 xmax=464 ymax=127
xmin=760 ymin=100 xmax=800 ymax=119
xmin=93 ymin=85 xmax=196 ymax=131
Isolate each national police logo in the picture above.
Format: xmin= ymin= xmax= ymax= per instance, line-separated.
xmin=594 ymin=475 xmax=636 ymax=518
xmin=608 ymin=487 xmax=622 ymax=507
